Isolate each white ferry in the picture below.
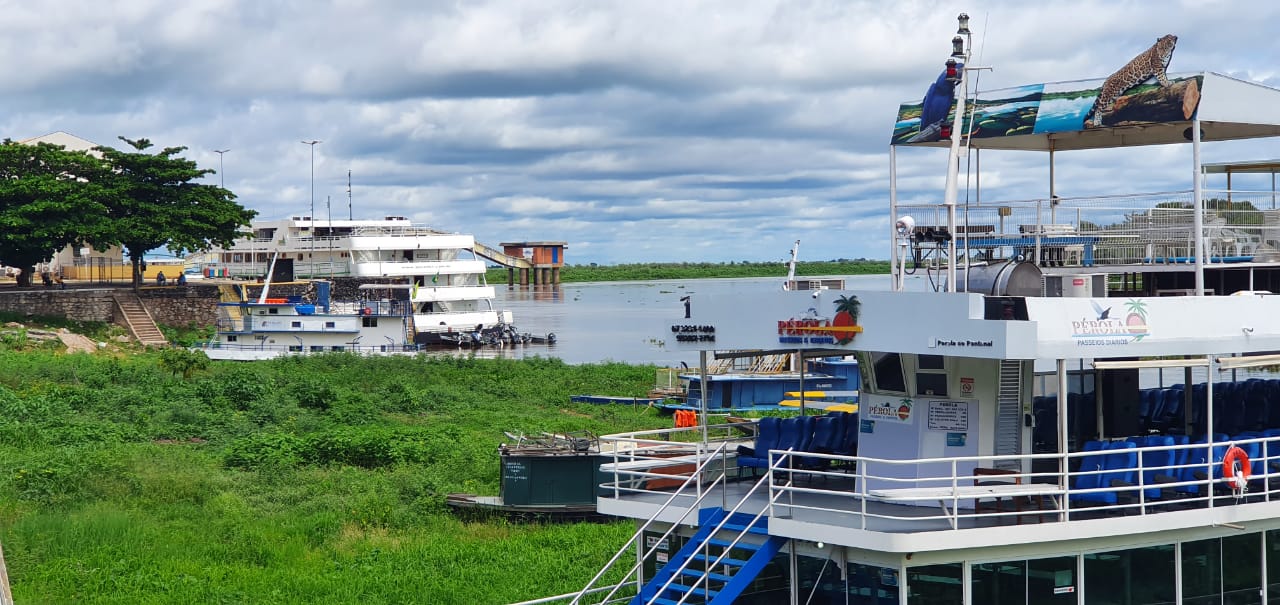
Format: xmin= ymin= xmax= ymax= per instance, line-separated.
xmin=202 ymin=216 xmax=513 ymax=339
xmin=197 ymin=280 xmax=415 ymax=360
xmin=519 ymin=18 xmax=1280 ymax=605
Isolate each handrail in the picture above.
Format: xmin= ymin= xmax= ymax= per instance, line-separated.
xmin=654 ymin=451 xmax=794 ymax=605
xmin=761 ymin=435 xmax=1280 ymax=531
xmin=571 ymin=441 xmax=730 ymax=605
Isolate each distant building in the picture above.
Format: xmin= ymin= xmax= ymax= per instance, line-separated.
xmin=17 ymin=132 xmax=129 ymax=280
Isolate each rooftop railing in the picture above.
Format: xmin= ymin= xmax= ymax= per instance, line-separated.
xmin=898 ymin=188 xmax=1280 ymax=268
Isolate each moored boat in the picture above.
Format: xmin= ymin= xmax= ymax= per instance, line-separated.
xmin=520 ymin=17 xmax=1280 ymax=605
xmin=195 ymin=280 xmax=417 ymax=360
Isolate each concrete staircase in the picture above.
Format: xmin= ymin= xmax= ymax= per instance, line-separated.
xmin=112 ymin=293 xmax=168 ymax=346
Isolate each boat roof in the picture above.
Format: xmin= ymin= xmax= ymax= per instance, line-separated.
xmin=891 ymin=71 xmax=1280 ymax=151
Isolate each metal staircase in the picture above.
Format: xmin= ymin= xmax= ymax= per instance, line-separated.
xmin=570 ymin=444 xmax=794 ymax=605
xmin=471 ymin=241 xmax=533 ymax=269
xmin=112 ymin=293 xmax=167 ymax=346
xmin=636 ymin=508 xmax=785 ymax=604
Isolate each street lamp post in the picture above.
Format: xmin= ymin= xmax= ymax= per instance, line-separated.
xmin=213 ymin=149 xmax=230 ymax=188
xmin=301 ymin=140 xmax=321 ymax=277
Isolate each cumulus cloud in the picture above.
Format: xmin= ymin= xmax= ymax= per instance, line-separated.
xmin=3 ymin=0 xmax=1279 ymax=263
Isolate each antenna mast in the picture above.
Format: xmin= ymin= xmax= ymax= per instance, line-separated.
xmin=347 ymin=170 xmax=353 ymax=220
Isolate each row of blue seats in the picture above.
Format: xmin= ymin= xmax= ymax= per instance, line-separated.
xmin=737 ymin=412 xmax=859 ymax=473
xmin=1071 ymin=431 xmax=1280 ymax=505
xmin=1033 ymin=378 xmax=1280 ymax=450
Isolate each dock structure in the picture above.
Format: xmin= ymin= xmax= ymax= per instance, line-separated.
xmin=473 ymin=240 xmax=567 ymax=286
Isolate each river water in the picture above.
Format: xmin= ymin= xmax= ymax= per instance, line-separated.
xmin=487 ymin=274 xmax=896 ymax=366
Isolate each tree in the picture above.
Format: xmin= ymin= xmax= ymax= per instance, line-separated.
xmin=0 ymin=140 xmax=111 ymax=287
xmin=93 ymin=137 xmax=256 ymax=289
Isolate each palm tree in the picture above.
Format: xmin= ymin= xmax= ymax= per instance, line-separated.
xmin=834 ymin=295 xmax=861 ymax=324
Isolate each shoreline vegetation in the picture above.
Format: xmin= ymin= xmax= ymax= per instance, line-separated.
xmin=0 ymin=339 xmax=672 ymax=604
xmin=487 ymin=259 xmax=890 ymax=283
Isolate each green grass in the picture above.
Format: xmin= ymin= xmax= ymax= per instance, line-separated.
xmin=0 ymin=351 xmax=669 ymax=604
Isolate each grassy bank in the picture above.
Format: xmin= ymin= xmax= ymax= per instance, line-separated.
xmin=487 ymin=259 xmax=889 ymax=283
xmin=0 ymin=351 xmax=668 ymax=604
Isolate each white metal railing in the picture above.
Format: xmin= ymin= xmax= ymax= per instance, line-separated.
xmin=897 ymin=188 xmax=1280 ymax=268
xmin=596 ymin=421 xmax=1280 ymax=533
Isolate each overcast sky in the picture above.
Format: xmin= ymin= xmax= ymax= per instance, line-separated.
xmin=7 ymin=0 xmax=1279 ymax=264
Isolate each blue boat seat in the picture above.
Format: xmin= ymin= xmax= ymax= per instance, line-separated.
xmin=737 ymin=417 xmax=782 ymax=474
xmin=1070 ymin=440 xmax=1109 ymax=504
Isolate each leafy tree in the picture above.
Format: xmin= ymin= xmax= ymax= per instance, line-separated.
xmin=158 ymin=347 xmax=210 ymax=379
xmin=92 ymin=137 xmax=256 ymax=289
xmin=0 ymin=141 xmax=111 ymax=286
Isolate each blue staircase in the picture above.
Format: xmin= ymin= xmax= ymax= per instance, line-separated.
xmin=633 ymin=507 xmax=787 ymax=605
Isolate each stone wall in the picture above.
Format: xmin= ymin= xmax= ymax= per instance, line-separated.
xmin=0 ymin=289 xmax=118 ymax=322
xmin=0 ymin=278 xmax=411 ymax=330
xmin=0 ymin=285 xmax=223 ymax=328
xmin=137 ymin=285 xmax=221 ymax=327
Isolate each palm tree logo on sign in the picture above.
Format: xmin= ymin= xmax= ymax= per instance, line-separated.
xmin=831 ymin=295 xmax=862 ymax=345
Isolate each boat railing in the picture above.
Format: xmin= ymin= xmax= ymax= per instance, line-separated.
xmin=598 ymin=422 xmax=1280 ymax=532
xmin=194 ymin=342 xmax=423 ymax=355
xmin=759 ymin=433 xmax=1280 ymax=532
xmin=897 ymin=188 xmax=1280 ymax=267
xmin=350 ymin=225 xmax=451 ymax=237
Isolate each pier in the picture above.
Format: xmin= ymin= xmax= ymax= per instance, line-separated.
xmin=472 ymin=240 xmax=567 ymax=286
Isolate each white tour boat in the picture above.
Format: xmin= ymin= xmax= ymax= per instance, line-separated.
xmin=202 ymin=216 xmax=513 ymax=341
xmin=519 ymin=17 xmax=1280 ymax=605
xmin=197 ymin=280 xmax=416 ymax=360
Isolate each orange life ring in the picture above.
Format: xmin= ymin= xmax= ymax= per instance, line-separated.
xmin=1223 ymin=445 xmax=1251 ymax=490
xmin=362 ymin=307 xmax=372 ymax=316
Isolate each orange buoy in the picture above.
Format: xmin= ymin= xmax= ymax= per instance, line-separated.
xmin=1223 ymin=445 xmax=1251 ymax=490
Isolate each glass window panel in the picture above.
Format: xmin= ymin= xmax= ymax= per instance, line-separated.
xmin=795 ymin=554 xmax=845 ymax=605
xmin=1084 ymin=544 xmax=1174 ymax=605
xmin=916 ymin=373 xmax=949 ymax=397
xmin=873 ymin=352 xmax=906 ymax=394
xmin=1223 ymin=533 xmax=1262 ymax=605
xmin=1027 ymin=556 xmax=1077 ymax=605
xmin=1267 ymin=530 xmax=1280 ymax=604
xmin=918 ymin=354 xmax=946 ymax=370
xmin=908 ymin=563 xmax=962 ymax=605
xmin=972 ymin=561 xmax=1026 ymax=605
xmin=850 ymin=564 xmax=899 ymax=605
xmin=1183 ymin=538 xmax=1222 ymax=605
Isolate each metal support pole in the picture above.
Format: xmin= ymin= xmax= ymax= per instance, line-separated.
xmin=1192 ymin=119 xmax=1205 ymax=295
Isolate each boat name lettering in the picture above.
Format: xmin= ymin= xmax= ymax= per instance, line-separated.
xmin=930 ymin=338 xmax=993 ymax=347
xmin=1070 ymin=318 xmax=1130 ymax=335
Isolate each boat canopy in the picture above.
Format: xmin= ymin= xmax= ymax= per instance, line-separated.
xmin=891 ymin=71 xmax=1280 ymax=151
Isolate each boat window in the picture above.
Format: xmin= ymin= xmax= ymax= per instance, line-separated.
xmin=331 ymin=346 xmax=344 ymax=351
xmin=1181 ymin=538 xmax=1221 ymax=604
xmin=971 ymin=561 xmax=1026 ymax=605
xmin=918 ymin=355 xmax=945 ymax=370
xmin=1266 ymin=530 xmax=1280 ymax=600
xmin=226 ymin=335 xmax=237 ymax=342
xmin=871 ymin=352 xmax=907 ymax=394
xmin=915 ymin=373 xmax=948 ymax=397
xmin=1026 ymin=556 xmax=1075 ymax=603
xmin=1222 ymin=533 xmax=1262 ymax=601
xmin=1083 ymin=545 xmax=1174 ymax=605
xmin=268 ymin=309 xmax=278 ymax=315
xmin=310 ymin=346 xmax=324 ymax=352
xmin=906 ymin=562 xmax=961 ymax=605
xmin=325 ymin=321 xmax=335 ymax=328
xmin=288 ymin=345 xmax=302 ymax=352
xmin=291 ymin=321 xmax=302 ymax=328
xmin=362 ymin=317 xmax=378 ymax=327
